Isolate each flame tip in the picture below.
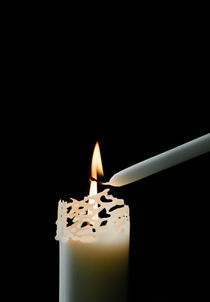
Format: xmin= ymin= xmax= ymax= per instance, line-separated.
xmin=89 ymin=141 xmax=104 ymax=196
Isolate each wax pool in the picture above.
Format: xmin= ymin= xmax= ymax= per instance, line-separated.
xmin=56 ymin=189 xmax=130 ymax=302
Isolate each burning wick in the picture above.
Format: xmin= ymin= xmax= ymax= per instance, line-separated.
xmin=89 ymin=176 xmax=105 ymax=185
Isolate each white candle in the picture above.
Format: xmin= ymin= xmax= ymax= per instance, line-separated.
xmin=107 ymin=134 xmax=210 ymax=187
xmin=56 ymin=189 xmax=130 ymax=302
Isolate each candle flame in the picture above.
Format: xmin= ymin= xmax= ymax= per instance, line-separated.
xmin=89 ymin=142 xmax=104 ymax=218
xmin=89 ymin=141 xmax=104 ymax=197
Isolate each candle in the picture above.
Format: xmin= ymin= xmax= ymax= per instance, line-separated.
xmin=56 ymin=143 xmax=130 ymax=302
xmin=105 ymin=133 xmax=210 ymax=187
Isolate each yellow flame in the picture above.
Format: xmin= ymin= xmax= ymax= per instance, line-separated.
xmin=91 ymin=142 xmax=104 ymax=179
xmin=89 ymin=142 xmax=104 ymax=218
xmin=89 ymin=141 xmax=104 ymax=197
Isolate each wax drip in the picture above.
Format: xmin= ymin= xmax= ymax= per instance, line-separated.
xmin=55 ymin=189 xmax=130 ymax=243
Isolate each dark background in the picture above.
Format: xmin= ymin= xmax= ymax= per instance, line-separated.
xmin=4 ymin=13 xmax=209 ymax=301
xmin=10 ymin=74 xmax=209 ymax=302
xmin=8 ymin=90 xmax=208 ymax=301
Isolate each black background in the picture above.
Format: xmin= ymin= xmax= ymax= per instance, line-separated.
xmin=5 ymin=15 xmax=209 ymax=302
xmin=8 ymin=90 xmax=209 ymax=302
xmin=11 ymin=76 xmax=209 ymax=302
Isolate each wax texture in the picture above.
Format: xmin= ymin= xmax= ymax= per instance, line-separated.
xmin=56 ymin=189 xmax=130 ymax=302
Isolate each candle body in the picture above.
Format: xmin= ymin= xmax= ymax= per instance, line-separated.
xmin=109 ymin=133 xmax=210 ymax=186
xmin=59 ymin=230 xmax=130 ymax=302
xmin=57 ymin=189 xmax=130 ymax=302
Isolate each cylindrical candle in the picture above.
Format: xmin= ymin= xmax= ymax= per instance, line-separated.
xmin=56 ymin=189 xmax=130 ymax=302
xmin=108 ymin=133 xmax=210 ymax=186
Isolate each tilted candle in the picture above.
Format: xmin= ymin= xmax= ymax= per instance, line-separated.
xmin=106 ymin=133 xmax=210 ymax=187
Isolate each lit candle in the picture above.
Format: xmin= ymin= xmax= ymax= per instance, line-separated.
xmin=106 ymin=134 xmax=210 ymax=187
xmin=56 ymin=142 xmax=130 ymax=302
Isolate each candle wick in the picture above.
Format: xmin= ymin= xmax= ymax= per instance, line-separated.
xmin=89 ymin=176 xmax=110 ymax=186
xmin=89 ymin=176 xmax=102 ymax=184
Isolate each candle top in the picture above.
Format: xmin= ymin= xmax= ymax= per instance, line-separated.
xmin=56 ymin=189 xmax=130 ymax=243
